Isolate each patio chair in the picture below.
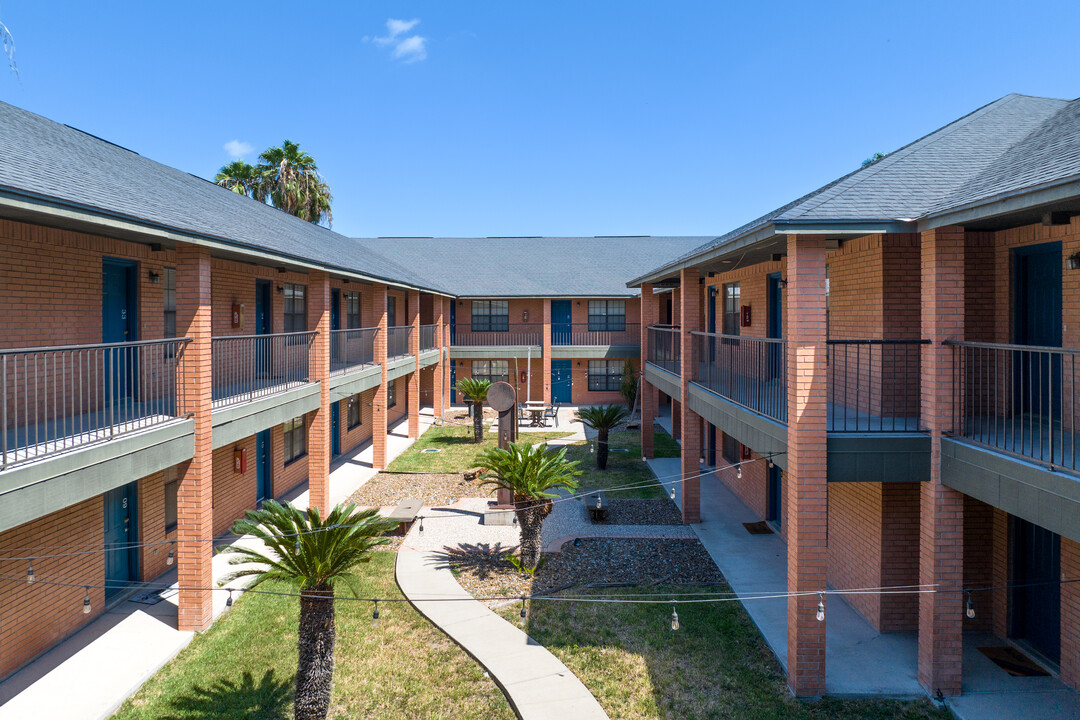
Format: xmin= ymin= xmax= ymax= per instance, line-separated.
xmin=543 ymin=403 xmax=560 ymax=427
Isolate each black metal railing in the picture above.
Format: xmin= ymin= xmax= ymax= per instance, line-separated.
xmin=949 ymin=341 xmax=1079 ymax=472
xmin=827 ymin=340 xmax=928 ymax=432
xmin=551 ymin=322 xmax=640 ymax=346
xmin=451 ymin=323 xmax=543 ymax=347
xmin=420 ymin=324 xmax=438 ymax=352
xmin=647 ymin=325 xmax=681 ymax=376
xmin=387 ymin=326 xmax=413 ymax=359
xmin=330 ymin=328 xmax=377 ymax=376
xmin=212 ymin=331 xmax=316 ymax=407
xmin=1 ymin=337 xmax=190 ymax=470
xmin=692 ymin=332 xmax=786 ymax=423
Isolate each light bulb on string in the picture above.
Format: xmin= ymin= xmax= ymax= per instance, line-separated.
xmin=166 ymin=547 xmax=175 ymax=566
xmin=596 ymin=495 xmax=602 ymax=510
xmin=669 ymin=485 xmax=676 ymax=501
xmin=670 ymin=604 xmax=679 ymax=631
xmin=736 ymin=465 xmax=742 ymax=479
xmin=816 ymin=592 xmax=825 ymax=622
xmin=225 ymin=590 xmax=234 ymax=612
xmin=965 ymin=591 xmax=975 ymax=619
xmin=372 ymin=600 xmax=380 ymax=627
xmin=418 ymin=517 xmax=425 ymax=536
xmin=26 ymin=563 xmax=34 ymax=583
xmin=83 ymin=586 xmax=92 ymax=614
xmin=520 ymin=597 xmax=527 ymax=619
xmin=512 ymin=513 xmax=518 ymax=526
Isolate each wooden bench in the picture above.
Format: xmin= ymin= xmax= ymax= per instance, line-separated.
xmin=385 ymin=497 xmax=423 ymax=534
xmin=583 ymin=490 xmax=608 ymax=523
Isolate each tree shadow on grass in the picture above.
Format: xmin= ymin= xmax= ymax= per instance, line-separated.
xmin=161 ymin=669 xmax=292 ymax=720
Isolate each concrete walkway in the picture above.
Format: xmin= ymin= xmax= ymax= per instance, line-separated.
xmin=0 ymin=412 xmax=430 ymax=720
xmin=395 ymin=504 xmax=608 ymax=720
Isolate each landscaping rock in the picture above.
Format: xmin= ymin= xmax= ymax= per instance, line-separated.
xmin=345 ymin=472 xmax=495 ymax=508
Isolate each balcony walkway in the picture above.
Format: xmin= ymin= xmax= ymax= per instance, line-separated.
xmin=960 ymin=414 xmax=1079 ymax=471
xmin=0 ymin=412 xmax=429 ymax=720
xmin=647 ymin=458 xmax=1080 ymax=717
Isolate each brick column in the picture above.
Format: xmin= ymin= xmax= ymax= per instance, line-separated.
xmin=433 ymin=296 xmax=445 ymax=419
xmin=640 ymin=283 xmax=658 ymax=458
xmin=918 ymin=225 xmax=965 ymax=696
xmin=679 ymin=268 xmax=702 ymax=523
xmin=407 ymin=290 xmax=421 ymax=438
xmin=542 ymin=299 xmax=552 ymax=402
xmin=307 ymin=271 xmax=331 ymax=513
xmin=443 ymin=297 xmax=453 ymax=409
xmin=372 ymin=284 xmax=389 ymax=469
xmin=175 ymin=242 xmax=213 ymax=632
xmin=785 ymin=234 xmax=829 ymax=696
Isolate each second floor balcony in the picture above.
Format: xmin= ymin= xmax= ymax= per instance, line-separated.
xmin=451 ymin=322 xmax=640 ymax=349
xmin=211 ymin=331 xmax=317 ymax=408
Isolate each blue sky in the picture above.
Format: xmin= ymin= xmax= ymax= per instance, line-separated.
xmin=1 ymin=1 xmax=1078 ymax=238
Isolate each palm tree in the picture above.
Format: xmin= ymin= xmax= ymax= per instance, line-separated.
xmin=214 ymin=160 xmax=263 ymax=198
xmin=217 ymin=501 xmax=396 ymax=720
xmin=257 ymin=140 xmax=333 ymax=226
xmin=479 ymin=443 xmax=581 ymax=570
xmin=456 ymin=377 xmax=492 ymax=443
xmin=576 ymin=404 xmax=629 ymax=470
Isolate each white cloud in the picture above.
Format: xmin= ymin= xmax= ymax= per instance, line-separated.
xmin=223 ymin=140 xmax=254 ymax=159
xmin=368 ymin=18 xmax=427 ymax=62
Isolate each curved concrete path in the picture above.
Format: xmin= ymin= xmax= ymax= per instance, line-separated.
xmin=395 ymin=542 xmax=608 ymax=720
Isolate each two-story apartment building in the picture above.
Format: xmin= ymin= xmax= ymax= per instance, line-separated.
xmin=633 ymin=93 xmax=1080 ymax=698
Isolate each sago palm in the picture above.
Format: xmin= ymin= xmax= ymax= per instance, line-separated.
xmin=217 ymin=500 xmax=396 ymax=720
xmin=478 ymin=442 xmax=581 ymax=570
xmin=456 ymin=377 xmax=492 ymax=443
xmin=257 ymin=140 xmax=333 ymax=226
xmin=576 ymin=404 xmax=629 ymax=470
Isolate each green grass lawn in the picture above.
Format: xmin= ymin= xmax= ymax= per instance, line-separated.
xmin=561 ymin=429 xmax=677 ymax=499
xmin=653 ymin=427 xmax=680 ymax=458
xmin=112 ymin=553 xmax=514 ymax=720
xmin=501 ymin=585 xmax=950 ymax=720
xmin=386 ymin=424 xmax=571 ymax=473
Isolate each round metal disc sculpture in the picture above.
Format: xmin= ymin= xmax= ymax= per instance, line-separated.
xmin=487 ymin=381 xmax=517 ymax=508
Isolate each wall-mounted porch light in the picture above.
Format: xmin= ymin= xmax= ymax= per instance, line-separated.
xmin=148 ymin=271 xmax=160 ymax=284
xmin=1067 ymin=253 xmax=1080 ymax=271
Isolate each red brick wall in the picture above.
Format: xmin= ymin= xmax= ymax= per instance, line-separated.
xmin=387 ymin=375 xmax=408 ymax=427
xmin=138 ymin=467 xmax=178 ymax=581
xmin=1062 ymin=537 xmax=1080 ymax=690
xmin=962 ymin=495 xmax=995 ymax=632
xmin=0 ymin=498 xmax=105 ymax=678
xmin=338 ymin=389 xmax=375 ymax=454
xmin=272 ymin=410 xmax=312 ymax=498
xmin=212 ymin=435 xmax=258 ymax=536
xmin=828 ymin=483 xmax=883 ymax=625
xmin=716 ymin=436 xmax=767 ymax=519
xmin=570 ymin=358 xmax=635 ymax=405
xmin=879 ymin=482 xmax=920 ymax=631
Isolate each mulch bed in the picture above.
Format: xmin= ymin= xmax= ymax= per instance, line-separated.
xmin=345 ymin=472 xmax=495 ymax=508
xmin=445 ymin=538 xmax=725 ymax=608
xmin=590 ymin=498 xmax=684 ymax=525
xmin=440 ymin=407 xmax=498 ymax=428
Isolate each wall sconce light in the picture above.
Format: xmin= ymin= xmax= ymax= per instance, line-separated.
xmin=576 ymin=301 xmax=581 ymax=306
xmin=778 ymin=278 xmax=788 ymax=288
xmin=148 ymin=271 xmax=160 ymax=284
xmin=276 ymin=285 xmax=284 ymax=294
xmin=522 ymin=309 xmax=530 ymax=322
xmin=1068 ymin=253 xmax=1080 ymax=271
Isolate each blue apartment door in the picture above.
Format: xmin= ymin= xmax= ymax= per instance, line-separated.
xmin=256 ymin=429 xmax=272 ymax=503
xmin=255 ymin=279 xmax=272 ymax=377
xmin=551 ymin=301 xmax=572 ymax=346
xmin=104 ymin=481 xmax=137 ymax=597
xmin=1013 ymin=242 xmax=1062 ymax=420
xmin=330 ymin=288 xmax=342 ymax=367
xmin=551 ymin=360 xmax=572 ymax=403
xmin=331 ymin=402 xmax=341 ymax=457
xmin=102 ymin=259 xmax=138 ymax=402
xmin=450 ymin=360 xmax=457 ymax=404
xmin=1011 ymin=518 xmax=1060 ymax=663
xmin=767 ymin=465 xmax=782 ymax=525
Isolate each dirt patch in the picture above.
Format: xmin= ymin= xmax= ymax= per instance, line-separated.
xmin=345 ymin=472 xmax=495 ymax=508
xmin=439 ymin=407 xmax=498 ymax=428
xmin=445 ymin=538 xmax=724 ymax=608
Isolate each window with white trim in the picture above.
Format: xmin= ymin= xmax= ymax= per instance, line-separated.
xmin=722 ymin=283 xmax=740 ymax=336
xmin=472 ymin=360 xmax=509 ymax=385
xmin=284 ymin=416 xmax=307 ymax=464
xmin=346 ymin=292 xmax=361 ymax=329
xmin=284 ymin=283 xmax=307 ymax=333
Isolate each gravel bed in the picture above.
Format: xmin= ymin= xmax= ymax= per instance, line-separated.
xmin=440 ymin=407 xmax=497 ymax=428
xmin=345 ymin=472 xmax=494 ymax=508
xmin=590 ymin=498 xmax=684 ymax=526
xmin=446 ymin=538 xmax=725 ymax=608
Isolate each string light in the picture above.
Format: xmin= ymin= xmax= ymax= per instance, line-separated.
xmin=670 ymin=604 xmax=679 ymax=631
xmin=669 ymin=485 xmax=676 ymax=501
xmin=965 ymin=591 xmax=975 ymax=619
xmin=520 ymin=597 xmax=527 ymax=619
xmin=372 ymin=600 xmax=380 ymax=626
xmin=815 ymin=592 xmax=825 ymax=622
xmin=512 ymin=513 xmax=518 ymax=526
xmin=596 ymin=495 xmax=602 ymax=510
xmin=736 ymin=465 xmax=742 ymax=479
xmin=82 ymin=586 xmax=91 ymax=614
xmin=224 ymin=590 xmax=234 ymax=612
xmin=26 ymin=564 xmax=34 ymax=584
xmin=418 ymin=517 xmax=425 ymax=536
xmin=573 ymin=538 xmax=582 ymax=547
xmin=166 ymin=547 xmax=174 ymax=566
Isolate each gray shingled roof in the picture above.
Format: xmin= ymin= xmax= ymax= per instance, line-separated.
xmin=352 ymin=236 xmax=711 ymax=296
xmin=0 ymin=101 xmax=450 ymax=293
xmin=638 ymin=93 xmax=1074 ymax=281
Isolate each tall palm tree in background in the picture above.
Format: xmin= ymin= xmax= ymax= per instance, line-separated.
xmin=456 ymin=377 xmax=492 ymax=443
xmin=258 ymin=140 xmax=333 ymax=226
xmin=213 ymin=140 xmax=333 ymax=226
xmin=214 ymin=160 xmax=263 ymax=199
xmin=218 ymin=501 xmax=395 ymax=720
xmin=479 ymin=443 xmax=581 ymax=570
xmin=576 ymin=404 xmax=629 ymax=470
